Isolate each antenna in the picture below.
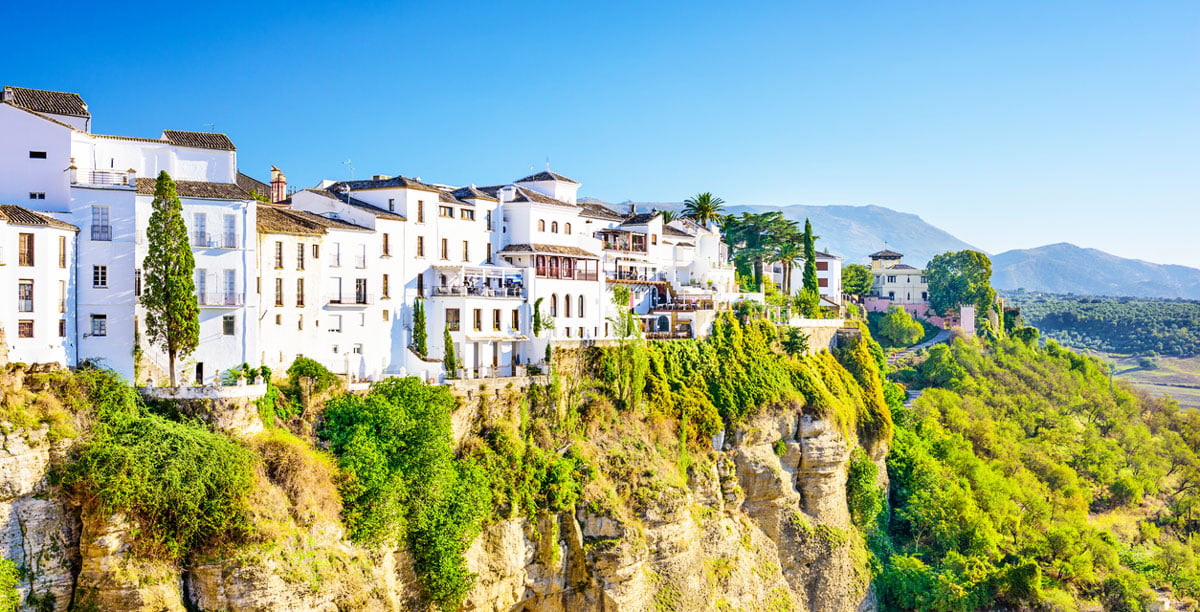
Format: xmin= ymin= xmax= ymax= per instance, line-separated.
xmin=204 ymin=123 xmax=216 ymax=133
xmin=342 ymin=159 xmax=355 ymax=180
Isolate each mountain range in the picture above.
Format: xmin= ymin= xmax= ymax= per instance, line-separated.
xmin=585 ymin=199 xmax=1200 ymax=300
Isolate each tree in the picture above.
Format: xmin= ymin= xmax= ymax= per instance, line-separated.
xmin=443 ymin=324 xmax=458 ymax=376
xmin=843 ymin=264 xmax=874 ymax=297
xmin=773 ymin=241 xmax=805 ymax=296
xmin=607 ymin=285 xmax=639 ymax=339
xmin=412 ymin=298 xmax=428 ymax=356
xmin=682 ymin=192 xmax=725 ymax=228
xmin=723 ymin=211 xmax=789 ymax=291
xmin=925 ymin=250 xmax=996 ymax=317
xmin=794 ymin=287 xmax=821 ymax=318
xmin=801 ymin=218 xmax=819 ymax=296
xmin=659 ymin=210 xmax=677 ymax=224
xmin=140 ymin=171 xmax=199 ymax=386
xmin=878 ymin=305 xmax=925 ymax=346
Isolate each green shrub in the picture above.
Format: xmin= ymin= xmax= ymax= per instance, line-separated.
xmin=876 ymin=306 xmax=925 ymax=347
xmin=0 ymin=558 xmax=18 ymax=612
xmin=286 ymin=357 xmax=339 ymax=397
xmin=846 ymin=447 xmax=883 ymax=530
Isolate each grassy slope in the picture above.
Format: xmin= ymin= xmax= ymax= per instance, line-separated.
xmin=1095 ymin=352 xmax=1200 ymax=410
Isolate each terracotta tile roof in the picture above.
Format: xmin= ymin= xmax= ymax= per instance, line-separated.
xmin=579 ymin=202 xmax=624 ymax=221
xmin=870 ymin=249 xmax=903 ymax=259
xmin=815 ymin=250 xmax=842 ymax=260
xmin=451 ymin=185 xmax=499 ymax=202
xmin=304 ymin=188 xmax=406 ymax=221
xmin=2 ymin=86 xmax=89 ymax=117
xmin=256 ymin=206 xmax=325 ymax=235
xmin=621 ymin=212 xmax=660 ymax=225
xmin=92 ymin=133 xmax=167 ymax=144
xmin=439 ymin=190 xmax=470 ymax=205
xmin=0 ymin=204 xmax=78 ymax=231
xmin=1 ymin=99 xmax=81 ymax=130
xmin=891 ymin=264 xmax=921 ymax=271
xmin=161 ymin=130 xmax=236 ymax=151
xmin=329 ymin=176 xmax=441 ymax=194
xmin=136 ymin=177 xmax=251 ymax=200
xmin=237 ymin=172 xmax=270 ymax=196
xmin=478 ymin=185 xmax=577 ymax=208
xmin=516 ymin=170 xmax=578 ymax=184
xmin=663 ymin=225 xmax=691 ymax=237
xmin=497 ymin=243 xmax=598 ymax=258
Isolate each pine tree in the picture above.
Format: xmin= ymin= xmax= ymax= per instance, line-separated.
xmin=412 ymin=299 xmax=428 ymax=356
xmin=140 ymin=171 xmax=199 ymax=387
xmin=443 ymin=324 xmax=457 ymax=376
xmin=802 ymin=218 xmax=818 ymax=297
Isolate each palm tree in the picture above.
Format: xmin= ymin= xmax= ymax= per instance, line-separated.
xmin=682 ymin=192 xmax=725 ymax=228
xmin=774 ymin=241 xmax=805 ymax=296
xmin=659 ymin=210 xmax=677 ymax=224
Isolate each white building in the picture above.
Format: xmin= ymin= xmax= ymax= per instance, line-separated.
xmin=0 ymin=206 xmax=77 ymax=365
xmin=768 ymin=249 xmax=844 ymax=307
xmin=0 ymin=85 xmax=258 ymax=384
xmin=868 ymin=249 xmax=927 ymax=304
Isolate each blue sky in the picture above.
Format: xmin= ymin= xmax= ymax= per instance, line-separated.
xmin=4 ymin=1 xmax=1197 ymax=266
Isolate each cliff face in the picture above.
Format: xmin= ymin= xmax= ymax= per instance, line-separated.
xmin=0 ymin=365 xmax=882 ymax=611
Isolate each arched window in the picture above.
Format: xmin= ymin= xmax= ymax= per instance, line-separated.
xmin=551 ymin=221 xmax=559 ymax=233
xmin=565 ymin=223 xmax=572 ymax=234
xmin=550 ymin=294 xmax=558 ymax=317
xmin=538 ymin=219 xmax=545 ymax=231
xmin=564 ymin=294 xmax=572 ymax=318
xmin=578 ymin=295 xmax=585 ymax=318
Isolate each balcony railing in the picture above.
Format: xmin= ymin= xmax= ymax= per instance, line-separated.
xmin=193 ymin=233 xmax=214 ymax=248
xmin=534 ymin=267 xmax=599 ymax=281
xmin=608 ymin=270 xmax=665 ymax=282
xmin=198 ymin=293 xmax=244 ymax=307
xmin=72 ymin=170 xmax=135 ymax=187
xmin=431 ymin=286 xmax=525 ymax=298
xmin=327 ymin=294 xmax=374 ymax=306
xmin=602 ymin=242 xmax=648 ymax=253
xmin=91 ymin=225 xmax=112 ymax=241
xmin=222 ymin=233 xmax=237 ymax=249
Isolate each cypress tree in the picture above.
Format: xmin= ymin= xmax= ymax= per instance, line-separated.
xmin=412 ymin=298 xmax=428 ymax=356
xmin=443 ymin=324 xmax=457 ymax=376
xmin=802 ymin=218 xmax=818 ymax=297
xmin=140 ymin=171 xmax=199 ymax=386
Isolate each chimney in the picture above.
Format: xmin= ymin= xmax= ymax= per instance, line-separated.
xmin=270 ymin=166 xmax=287 ymax=203
xmin=627 ymin=202 xmax=636 ymax=215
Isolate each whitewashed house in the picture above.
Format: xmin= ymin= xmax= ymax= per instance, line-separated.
xmin=768 ymin=249 xmax=844 ymax=307
xmin=0 ymin=206 xmax=77 ymax=365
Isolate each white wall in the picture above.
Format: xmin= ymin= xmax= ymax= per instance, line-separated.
xmin=0 ymin=105 xmax=73 ymax=211
xmin=0 ymin=222 xmax=76 ymax=365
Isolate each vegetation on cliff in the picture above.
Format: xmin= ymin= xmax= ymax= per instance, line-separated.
xmin=873 ymin=334 xmax=1200 ymax=610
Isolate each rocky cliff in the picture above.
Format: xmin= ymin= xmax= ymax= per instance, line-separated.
xmin=0 ymin=361 xmax=885 ymax=611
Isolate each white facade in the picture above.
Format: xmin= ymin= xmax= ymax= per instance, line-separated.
xmin=869 ymin=250 xmax=928 ymax=304
xmin=769 ymin=250 xmax=844 ymax=305
xmin=0 ymin=207 xmax=77 ymax=365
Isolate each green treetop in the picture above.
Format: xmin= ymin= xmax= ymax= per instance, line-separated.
xmin=140 ymin=171 xmax=199 ymax=387
xmin=412 ymin=298 xmax=428 ymax=356
xmin=682 ymin=192 xmax=725 ymax=228
xmin=842 ymin=263 xmax=874 ymax=297
xmin=443 ymin=324 xmax=458 ymax=376
xmin=801 ymin=218 xmax=819 ymax=296
xmin=925 ymin=250 xmax=996 ymax=318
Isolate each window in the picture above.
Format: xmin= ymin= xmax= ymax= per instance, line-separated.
xmin=382 ymin=274 xmax=390 ymax=298
xmin=353 ymin=343 xmax=363 ymax=355
xmin=416 ymin=236 xmax=425 ymax=257
xmin=417 ymin=200 xmax=425 ymax=223
xmin=224 ymin=270 xmax=236 ymax=304
xmin=565 ymin=223 xmax=571 ymax=234
xmin=91 ymin=205 xmax=111 ymax=241
xmin=135 ymin=269 xmax=142 ymax=296
xmin=223 ymin=215 xmax=236 ymax=248
xmin=920 ymin=276 xmax=927 ymax=284
xmin=461 ymin=209 xmax=474 ymax=221
xmin=332 ymin=242 xmax=341 ymax=266
xmin=578 ymin=295 xmax=585 ymax=318
xmin=196 ymin=268 xmax=207 ymax=299
xmin=298 ymin=314 xmax=304 ymax=330
xmin=382 ymin=309 xmax=390 ymax=322
xmin=357 ymin=244 xmax=366 ymax=268
xmin=388 ymin=198 xmax=395 ymax=212
xmin=551 ymin=221 xmax=558 ymax=233
xmin=565 ymin=327 xmax=572 ymax=338
xmin=18 ymin=280 xmax=33 ymax=312
xmin=887 ymin=275 xmax=896 ymax=283
xmin=18 ymin=233 xmax=33 ymax=266
xmin=29 ymin=192 xmax=45 ymax=200
xmin=493 ymin=309 xmax=501 ymax=331
xmin=331 ymin=315 xmax=343 ymax=332
xmin=297 ymin=243 xmax=305 ymax=269
xmin=275 ymin=278 xmax=284 ymax=306
xmin=564 ymin=293 xmax=572 ymax=317
xmin=512 ymin=309 xmax=520 ymax=331
xmin=276 ymin=314 xmax=282 ymax=325
xmin=296 ymin=278 xmax=305 ymax=306
xmin=59 ymin=319 xmax=66 ymax=337
xmin=223 ymin=315 xmax=235 ymax=336
xmin=274 ymin=241 xmax=284 ymax=268
xmin=29 ymin=151 xmax=47 ymax=159
xmin=382 ymin=233 xmax=391 ymax=256
xmin=355 ymin=278 xmax=367 ymax=304
xmin=538 ymin=219 xmax=545 ymax=232
xmin=313 ymin=244 xmax=320 ymax=259
xmin=550 ymin=294 xmax=558 ymax=317
xmin=486 ymin=211 xmax=493 ymax=231
xmin=462 ymin=240 xmax=469 ymax=262
xmin=578 ymin=327 xmax=584 ymax=339
xmin=446 ymin=308 xmax=460 ymax=331
xmin=473 ymin=308 xmax=482 ymax=331
xmin=816 ymin=261 xmax=829 ymax=272
xmin=58 ymin=235 xmax=67 ymax=267
xmin=440 ymin=238 xmax=448 ymax=260
xmin=90 ymin=314 xmax=107 ymax=337
xmin=651 ymin=234 xmax=657 ymax=245
xmin=18 ymin=321 xmax=33 ymax=338
xmin=439 ymin=205 xmax=454 ymax=218
xmin=417 ymin=273 xmax=425 ymax=297
xmin=59 ymin=280 xmax=66 ymax=313
xmin=818 ymin=278 xmax=828 ymax=288
xmin=93 ymin=265 xmax=108 ymax=288
xmin=193 ymin=213 xmax=208 ymax=246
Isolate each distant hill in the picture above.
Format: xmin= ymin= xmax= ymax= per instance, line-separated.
xmin=991 ymin=243 xmax=1200 ymax=299
xmin=581 ymin=199 xmax=978 ymax=266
